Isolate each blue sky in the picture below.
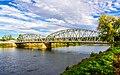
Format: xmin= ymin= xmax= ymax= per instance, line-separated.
xmin=0 ymin=0 xmax=120 ymax=38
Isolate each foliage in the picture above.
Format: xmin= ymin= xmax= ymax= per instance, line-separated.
xmin=0 ymin=43 xmax=14 ymax=48
xmin=98 ymin=14 xmax=120 ymax=42
xmin=17 ymin=34 xmax=22 ymax=39
xmin=90 ymin=51 xmax=98 ymax=57
xmin=61 ymin=47 xmax=120 ymax=75
xmin=1 ymin=35 xmax=15 ymax=41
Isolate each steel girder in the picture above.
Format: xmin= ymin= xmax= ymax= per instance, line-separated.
xmin=17 ymin=29 xmax=101 ymax=42
xmin=46 ymin=29 xmax=100 ymax=42
xmin=17 ymin=34 xmax=44 ymax=42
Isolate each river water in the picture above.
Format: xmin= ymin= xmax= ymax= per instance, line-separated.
xmin=0 ymin=46 xmax=110 ymax=75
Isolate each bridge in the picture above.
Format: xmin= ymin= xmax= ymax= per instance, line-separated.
xmin=16 ymin=29 xmax=110 ymax=49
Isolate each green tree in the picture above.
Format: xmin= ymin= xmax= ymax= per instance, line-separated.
xmin=17 ymin=34 xmax=22 ymax=41
xmin=114 ymin=17 xmax=120 ymax=41
xmin=1 ymin=36 xmax=5 ymax=41
xmin=1 ymin=35 xmax=15 ymax=41
xmin=9 ymin=35 xmax=12 ymax=40
xmin=98 ymin=14 xmax=120 ymax=42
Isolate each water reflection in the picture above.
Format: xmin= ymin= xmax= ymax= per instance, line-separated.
xmin=52 ymin=46 xmax=110 ymax=54
xmin=0 ymin=46 xmax=110 ymax=75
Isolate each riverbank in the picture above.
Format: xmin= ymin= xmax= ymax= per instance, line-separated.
xmin=61 ymin=46 xmax=120 ymax=75
xmin=0 ymin=43 xmax=16 ymax=48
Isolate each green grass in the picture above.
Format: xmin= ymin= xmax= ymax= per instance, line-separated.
xmin=61 ymin=46 xmax=120 ymax=75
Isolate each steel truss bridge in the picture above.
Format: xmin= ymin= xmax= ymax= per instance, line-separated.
xmin=16 ymin=29 xmax=105 ymax=43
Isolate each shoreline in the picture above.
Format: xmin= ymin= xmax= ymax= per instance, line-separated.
xmin=61 ymin=46 xmax=120 ymax=75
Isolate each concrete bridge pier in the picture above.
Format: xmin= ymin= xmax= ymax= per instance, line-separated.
xmin=42 ymin=42 xmax=51 ymax=49
xmin=16 ymin=43 xmax=24 ymax=48
xmin=66 ymin=42 xmax=69 ymax=47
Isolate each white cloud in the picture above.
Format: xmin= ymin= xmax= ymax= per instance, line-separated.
xmin=0 ymin=0 xmax=120 ymax=37
xmin=9 ymin=2 xmax=17 ymax=6
xmin=0 ymin=14 xmax=67 ymax=36
xmin=0 ymin=5 xmax=20 ymax=13
xmin=109 ymin=7 xmax=117 ymax=11
xmin=15 ymin=0 xmax=92 ymax=20
xmin=22 ymin=0 xmax=32 ymax=3
xmin=114 ymin=2 xmax=120 ymax=8
xmin=46 ymin=18 xmax=66 ymax=24
xmin=0 ymin=5 xmax=30 ymax=20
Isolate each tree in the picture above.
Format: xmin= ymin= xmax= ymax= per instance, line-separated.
xmin=98 ymin=14 xmax=120 ymax=42
xmin=9 ymin=35 xmax=12 ymax=40
xmin=114 ymin=17 xmax=120 ymax=41
xmin=1 ymin=36 xmax=5 ymax=41
xmin=1 ymin=35 xmax=15 ymax=41
xmin=17 ymin=34 xmax=23 ymax=41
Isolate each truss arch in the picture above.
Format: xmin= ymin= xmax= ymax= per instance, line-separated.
xmin=46 ymin=29 xmax=100 ymax=42
xmin=17 ymin=34 xmax=45 ymax=42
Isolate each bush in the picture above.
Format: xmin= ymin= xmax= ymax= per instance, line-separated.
xmin=90 ymin=51 xmax=98 ymax=57
xmin=61 ymin=46 xmax=120 ymax=75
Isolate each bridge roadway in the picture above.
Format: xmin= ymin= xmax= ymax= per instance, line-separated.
xmin=15 ymin=41 xmax=111 ymax=44
xmin=15 ymin=41 xmax=113 ymax=49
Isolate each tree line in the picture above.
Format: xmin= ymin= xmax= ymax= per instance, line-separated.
xmin=0 ymin=35 xmax=15 ymax=41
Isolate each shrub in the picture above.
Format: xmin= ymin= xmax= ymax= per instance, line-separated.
xmin=61 ymin=47 xmax=120 ymax=75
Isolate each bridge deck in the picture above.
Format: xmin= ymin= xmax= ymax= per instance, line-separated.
xmin=15 ymin=41 xmax=113 ymax=44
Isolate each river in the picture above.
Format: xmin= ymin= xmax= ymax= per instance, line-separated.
xmin=0 ymin=46 xmax=110 ymax=75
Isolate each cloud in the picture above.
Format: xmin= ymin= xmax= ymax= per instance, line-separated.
xmin=22 ymin=0 xmax=32 ymax=3
xmin=0 ymin=0 xmax=120 ymax=37
xmin=114 ymin=2 xmax=120 ymax=8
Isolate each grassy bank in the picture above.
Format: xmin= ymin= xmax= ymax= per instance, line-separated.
xmin=61 ymin=46 xmax=120 ymax=75
xmin=0 ymin=43 xmax=15 ymax=48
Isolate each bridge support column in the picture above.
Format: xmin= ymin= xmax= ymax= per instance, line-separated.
xmin=16 ymin=43 xmax=25 ymax=48
xmin=42 ymin=42 xmax=51 ymax=49
xmin=66 ymin=42 xmax=69 ymax=47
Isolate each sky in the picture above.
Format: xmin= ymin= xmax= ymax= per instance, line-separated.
xmin=0 ymin=0 xmax=120 ymax=38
